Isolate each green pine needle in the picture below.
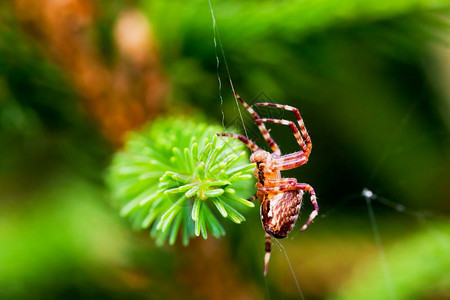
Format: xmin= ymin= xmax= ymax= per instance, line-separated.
xmin=106 ymin=116 xmax=256 ymax=246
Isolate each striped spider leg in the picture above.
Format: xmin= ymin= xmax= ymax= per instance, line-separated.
xmin=217 ymin=93 xmax=318 ymax=276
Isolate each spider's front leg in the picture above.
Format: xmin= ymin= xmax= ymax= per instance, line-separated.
xmin=256 ymin=118 xmax=310 ymax=155
xmin=255 ymin=102 xmax=312 ymax=156
xmin=234 ymin=93 xmax=281 ymax=155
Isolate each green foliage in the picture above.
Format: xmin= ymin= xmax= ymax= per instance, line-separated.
xmin=107 ymin=117 xmax=256 ymax=246
xmin=0 ymin=176 xmax=129 ymax=298
xmin=334 ymin=221 xmax=450 ymax=300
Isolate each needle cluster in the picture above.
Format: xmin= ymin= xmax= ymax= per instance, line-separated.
xmin=107 ymin=117 xmax=255 ymax=246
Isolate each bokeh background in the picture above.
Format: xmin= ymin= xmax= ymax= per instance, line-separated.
xmin=1 ymin=0 xmax=449 ymax=299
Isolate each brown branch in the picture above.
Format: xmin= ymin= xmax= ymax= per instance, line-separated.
xmin=12 ymin=0 xmax=167 ymax=145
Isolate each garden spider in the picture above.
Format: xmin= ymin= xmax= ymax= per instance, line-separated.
xmin=217 ymin=93 xmax=318 ymax=276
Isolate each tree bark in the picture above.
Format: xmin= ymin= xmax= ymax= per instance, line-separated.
xmin=12 ymin=0 xmax=167 ymax=145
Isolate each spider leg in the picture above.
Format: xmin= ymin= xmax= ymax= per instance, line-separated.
xmin=234 ymin=93 xmax=281 ymax=156
xmin=258 ymin=183 xmax=297 ymax=192
xmin=264 ymin=232 xmax=271 ymax=276
xmin=255 ymin=103 xmax=312 ymax=156
xmin=265 ymin=178 xmax=297 ymax=186
xmin=296 ymin=183 xmax=319 ymax=231
xmin=247 ymin=194 xmax=257 ymax=202
xmin=216 ymin=133 xmax=259 ymax=152
xmin=273 ymin=152 xmax=308 ymax=170
xmin=256 ymin=118 xmax=309 ymax=154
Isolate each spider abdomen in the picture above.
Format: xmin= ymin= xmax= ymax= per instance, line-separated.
xmin=261 ymin=190 xmax=303 ymax=238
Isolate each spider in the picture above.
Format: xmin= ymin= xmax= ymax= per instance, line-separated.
xmin=217 ymin=93 xmax=318 ymax=276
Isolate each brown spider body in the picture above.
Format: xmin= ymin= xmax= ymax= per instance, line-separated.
xmin=252 ymin=150 xmax=302 ymax=238
xmin=217 ymin=93 xmax=318 ymax=276
xmin=261 ymin=189 xmax=302 ymax=238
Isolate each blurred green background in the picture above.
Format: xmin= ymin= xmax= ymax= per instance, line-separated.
xmin=1 ymin=0 xmax=449 ymax=299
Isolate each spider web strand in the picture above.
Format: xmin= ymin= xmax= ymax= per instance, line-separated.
xmin=207 ymin=0 xmax=249 ymax=138
xmin=364 ymin=190 xmax=397 ymax=300
xmin=272 ymin=238 xmax=305 ymax=300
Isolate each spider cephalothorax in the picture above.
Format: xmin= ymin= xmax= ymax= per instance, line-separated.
xmin=217 ymin=93 xmax=318 ymax=276
xmin=251 ymin=150 xmax=276 ymax=184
